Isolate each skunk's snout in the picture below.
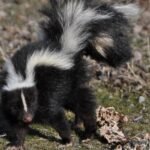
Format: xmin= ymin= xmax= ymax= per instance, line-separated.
xmin=23 ymin=113 xmax=33 ymax=124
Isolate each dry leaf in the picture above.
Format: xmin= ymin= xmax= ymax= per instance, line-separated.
xmin=96 ymin=106 xmax=128 ymax=143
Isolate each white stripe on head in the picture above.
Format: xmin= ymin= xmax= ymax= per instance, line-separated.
xmin=21 ymin=90 xmax=28 ymax=112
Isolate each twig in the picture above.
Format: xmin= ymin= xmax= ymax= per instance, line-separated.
xmin=0 ymin=46 xmax=7 ymax=61
xmin=127 ymin=63 xmax=146 ymax=86
xmin=147 ymin=36 xmax=150 ymax=63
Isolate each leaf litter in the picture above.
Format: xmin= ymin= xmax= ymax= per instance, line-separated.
xmin=96 ymin=106 xmax=150 ymax=150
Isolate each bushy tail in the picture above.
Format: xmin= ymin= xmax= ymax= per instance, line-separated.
xmin=40 ymin=0 xmax=140 ymax=67
xmin=40 ymin=0 xmax=111 ymax=56
xmin=84 ymin=3 xmax=140 ymax=67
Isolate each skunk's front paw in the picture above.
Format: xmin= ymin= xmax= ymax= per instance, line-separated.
xmin=58 ymin=137 xmax=72 ymax=148
xmin=61 ymin=137 xmax=72 ymax=145
xmin=58 ymin=142 xmax=72 ymax=149
xmin=5 ymin=145 xmax=25 ymax=150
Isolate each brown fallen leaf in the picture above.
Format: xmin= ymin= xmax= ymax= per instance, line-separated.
xmin=96 ymin=106 xmax=128 ymax=144
xmin=96 ymin=106 xmax=150 ymax=149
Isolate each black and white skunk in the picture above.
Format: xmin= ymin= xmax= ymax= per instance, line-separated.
xmin=0 ymin=0 xmax=139 ymax=149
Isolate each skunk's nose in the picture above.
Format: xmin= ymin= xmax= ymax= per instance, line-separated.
xmin=23 ymin=113 xmax=33 ymax=123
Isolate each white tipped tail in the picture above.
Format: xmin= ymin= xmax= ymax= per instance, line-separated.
xmin=113 ymin=4 xmax=140 ymax=21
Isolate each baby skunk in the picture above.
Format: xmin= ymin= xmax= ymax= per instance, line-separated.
xmin=0 ymin=0 xmax=138 ymax=149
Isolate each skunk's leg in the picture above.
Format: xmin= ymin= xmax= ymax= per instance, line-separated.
xmin=49 ymin=107 xmax=71 ymax=144
xmin=76 ymin=88 xmax=97 ymax=140
xmin=75 ymin=115 xmax=82 ymax=128
xmin=72 ymin=114 xmax=82 ymax=130
xmin=6 ymin=124 xmax=28 ymax=150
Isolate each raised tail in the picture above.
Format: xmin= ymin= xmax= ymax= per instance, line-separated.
xmin=40 ymin=0 xmax=139 ymax=67
xmin=40 ymin=0 xmax=112 ymax=56
xmin=84 ymin=3 xmax=140 ymax=67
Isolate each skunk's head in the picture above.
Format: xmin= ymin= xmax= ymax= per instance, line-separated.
xmin=1 ymin=86 xmax=38 ymax=124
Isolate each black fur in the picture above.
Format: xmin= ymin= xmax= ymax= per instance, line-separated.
xmin=1 ymin=45 xmax=97 ymax=146
xmin=85 ymin=4 xmax=133 ymax=67
xmin=0 ymin=0 xmax=136 ymax=148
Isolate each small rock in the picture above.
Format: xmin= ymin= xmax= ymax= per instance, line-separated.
xmin=109 ymin=95 xmax=113 ymax=99
xmin=130 ymin=104 xmax=135 ymax=108
xmin=138 ymin=96 xmax=145 ymax=104
xmin=0 ymin=11 xmax=7 ymax=19
xmin=134 ymin=25 xmax=142 ymax=35
xmin=114 ymin=79 xmax=122 ymax=87
xmin=133 ymin=51 xmax=142 ymax=62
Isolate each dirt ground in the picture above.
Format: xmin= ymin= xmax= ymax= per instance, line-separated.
xmin=0 ymin=0 xmax=150 ymax=149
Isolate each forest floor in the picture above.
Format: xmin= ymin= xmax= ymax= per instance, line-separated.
xmin=0 ymin=0 xmax=150 ymax=149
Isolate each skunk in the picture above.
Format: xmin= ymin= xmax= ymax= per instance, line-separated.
xmin=0 ymin=0 xmax=139 ymax=149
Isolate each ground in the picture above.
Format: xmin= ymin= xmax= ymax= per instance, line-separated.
xmin=0 ymin=0 xmax=149 ymax=149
